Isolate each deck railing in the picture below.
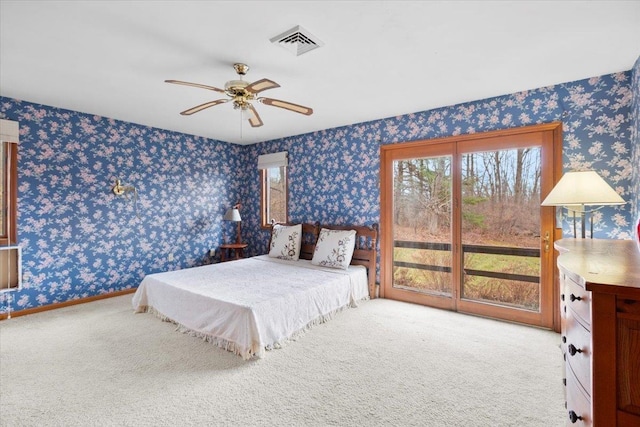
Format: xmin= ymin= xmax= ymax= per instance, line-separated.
xmin=393 ymin=240 xmax=540 ymax=283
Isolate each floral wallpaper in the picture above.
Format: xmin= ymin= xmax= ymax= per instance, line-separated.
xmin=242 ymin=70 xmax=636 ymax=261
xmin=1 ymin=62 xmax=638 ymax=315
xmin=0 ymin=99 xmax=243 ymax=314
xmin=630 ymin=56 xmax=640 ymax=229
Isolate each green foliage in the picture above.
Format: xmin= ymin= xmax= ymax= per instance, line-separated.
xmin=462 ymin=196 xmax=487 ymax=205
xmin=462 ymin=211 xmax=485 ymax=229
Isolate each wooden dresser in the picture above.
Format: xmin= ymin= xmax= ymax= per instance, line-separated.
xmin=555 ymin=239 xmax=640 ymax=427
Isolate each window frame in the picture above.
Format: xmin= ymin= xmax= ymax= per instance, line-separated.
xmin=260 ymin=165 xmax=288 ymax=228
xmin=1 ymin=140 xmax=18 ymax=246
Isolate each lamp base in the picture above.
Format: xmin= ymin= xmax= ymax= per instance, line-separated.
xmin=236 ymin=221 xmax=242 ymax=244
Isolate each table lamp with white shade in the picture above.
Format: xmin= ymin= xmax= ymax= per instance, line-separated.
xmin=223 ymin=203 xmax=243 ymax=244
xmin=541 ymin=170 xmax=626 ymax=238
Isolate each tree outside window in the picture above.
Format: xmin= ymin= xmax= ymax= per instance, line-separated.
xmin=261 ymin=165 xmax=287 ymax=227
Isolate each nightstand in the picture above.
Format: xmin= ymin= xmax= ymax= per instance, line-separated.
xmin=220 ymin=243 xmax=248 ymax=262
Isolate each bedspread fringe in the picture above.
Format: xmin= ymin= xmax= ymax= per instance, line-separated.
xmin=140 ymin=306 xmax=259 ymax=359
xmin=138 ymin=296 xmax=368 ymax=360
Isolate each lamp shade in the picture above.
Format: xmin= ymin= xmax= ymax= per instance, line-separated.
xmin=541 ymin=171 xmax=625 ymax=206
xmin=223 ymin=208 xmax=242 ymax=222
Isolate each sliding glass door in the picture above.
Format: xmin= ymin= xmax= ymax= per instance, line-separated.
xmin=457 ymin=142 xmax=544 ymax=320
xmin=391 ymin=144 xmax=455 ymax=310
xmin=380 ymin=124 xmax=561 ymax=328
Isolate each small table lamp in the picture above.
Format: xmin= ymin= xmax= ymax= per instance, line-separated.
xmin=224 ymin=204 xmax=243 ymax=244
xmin=541 ymin=170 xmax=626 ymax=238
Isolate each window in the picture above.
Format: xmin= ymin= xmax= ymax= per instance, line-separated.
xmin=1 ymin=119 xmax=18 ymax=246
xmin=258 ymin=152 xmax=288 ymax=227
xmin=1 ymin=119 xmax=19 ymax=292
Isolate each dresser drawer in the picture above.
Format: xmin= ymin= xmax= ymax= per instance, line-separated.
xmin=555 ymin=239 xmax=640 ymax=427
xmin=565 ymin=307 xmax=592 ymax=397
xmin=563 ymin=272 xmax=591 ymax=326
xmin=566 ymin=368 xmax=592 ymax=426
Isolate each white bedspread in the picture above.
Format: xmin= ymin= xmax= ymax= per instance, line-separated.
xmin=131 ymin=255 xmax=369 ymax=359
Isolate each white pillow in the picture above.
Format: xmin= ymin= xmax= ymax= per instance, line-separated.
xmin=311 ymin=228 xmax=357 ymax=269
xmin=269 ymin=224 xmax=302 ymax=260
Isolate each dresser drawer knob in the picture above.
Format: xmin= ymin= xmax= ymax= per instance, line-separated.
xmin=568 ymin=410 xmax=583 ymax=423
xmin=568 ymin=344 xmax=583 ymax=356
xmin=569 ymin=294 xmax=582 ymax=302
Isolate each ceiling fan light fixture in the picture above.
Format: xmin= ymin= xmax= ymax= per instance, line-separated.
xmin=232 ymin=98 xmax=251 ymax=111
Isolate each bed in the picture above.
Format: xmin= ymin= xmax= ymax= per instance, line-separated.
xmin=132 ymin=223 xmax=378 ymax=359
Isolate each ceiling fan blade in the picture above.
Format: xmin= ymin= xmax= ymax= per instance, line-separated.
xmin=165 ymin=79 xmax=226 ymax=94
xmin=180 ymin=99 xmax=229 ymax=115
xmin=247 ymin=104 xmax=263 ymax=127
xmin=245 ymin=78 xmax=280 ymax=94
xmin=259 ymin=97 xmax=313 ymax=115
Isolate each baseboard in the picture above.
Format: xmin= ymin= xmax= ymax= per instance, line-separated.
xmin=0 ymin=288 xmax=137 ymax=320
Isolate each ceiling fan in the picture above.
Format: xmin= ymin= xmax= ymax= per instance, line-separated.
xmin=165 ymin=63 xmax=313 ymax=127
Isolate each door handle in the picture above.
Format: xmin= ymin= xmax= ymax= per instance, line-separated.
xmin=543 ymin=231 xmax=550 ymax=253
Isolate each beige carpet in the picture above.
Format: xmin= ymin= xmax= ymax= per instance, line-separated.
xmin=0 ymin=295 xmax=565 ymax=426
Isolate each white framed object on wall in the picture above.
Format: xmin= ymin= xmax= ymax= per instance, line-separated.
xmin=0 ymin=245 xmax=22 ymax=292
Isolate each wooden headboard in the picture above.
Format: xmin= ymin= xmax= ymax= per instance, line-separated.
xmin=268 ymin=222 xmax=378 ymax=298
xmin=299 ymin=222 xmax=321 ymax=260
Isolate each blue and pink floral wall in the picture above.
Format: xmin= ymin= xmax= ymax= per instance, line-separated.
xmin=0 ymin=101 xmax=244 ymax=313
xmin=1 ymin=58 xmax=639 ymax=315
xmin=242 ymin=68 xmax=639 ymax=253
xmin=630 ymin=56 xmax=640 ymax=228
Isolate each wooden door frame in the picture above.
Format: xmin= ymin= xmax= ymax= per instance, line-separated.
xmin=380 ymin=122 xmax=563 ymax=330
xmin=380 ymin=140 xmax=457 ymax=311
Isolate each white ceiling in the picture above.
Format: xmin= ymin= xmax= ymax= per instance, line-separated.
xmin=1 ymin=1 xmax=639 ymax=146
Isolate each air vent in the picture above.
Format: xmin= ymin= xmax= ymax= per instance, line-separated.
xmin=270 ymin=25 xmax=324 ymax=56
